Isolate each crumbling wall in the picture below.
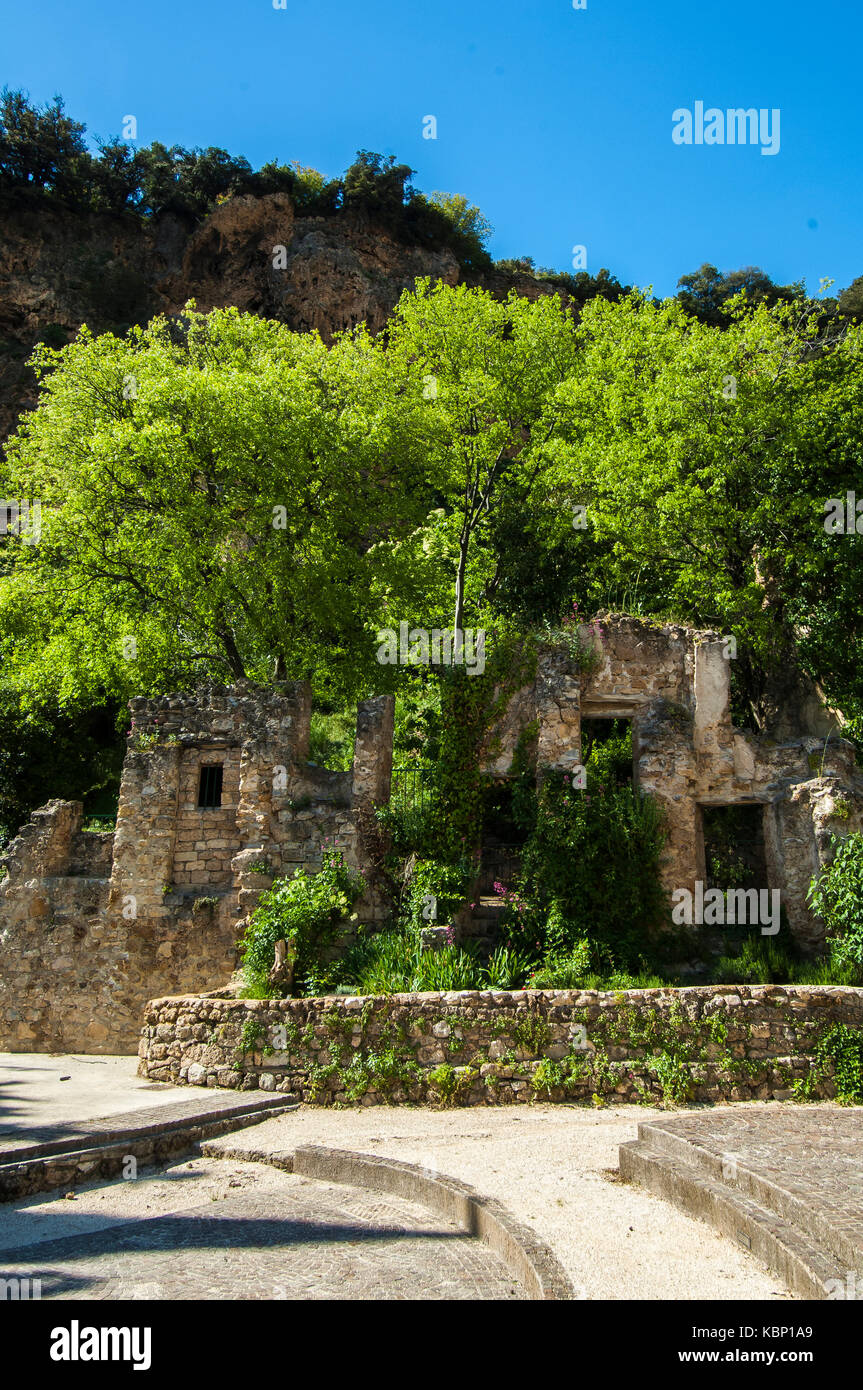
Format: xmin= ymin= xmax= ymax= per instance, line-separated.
xmin=0 ymin=802 xmax=114 ymax=1050
xmin=482 ymin=616 xmax=863 ymax=952
xmin=0 ymin=682 xmax=396 ymax=1053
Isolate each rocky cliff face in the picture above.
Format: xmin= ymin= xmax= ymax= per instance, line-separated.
xmin=0 ymin=193 xmax=556 ymax=444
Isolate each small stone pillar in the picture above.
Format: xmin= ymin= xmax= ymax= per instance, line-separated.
xmin=535 ymin=648 xmax=582 ymax=779
xmin=352 ymin=696 xmax=395 ymax=805
xmin=693 ymin=638 xmax=731 ymax=757
xmin=634 ymin=699 xmax=700 ymax=914
xmin=109 ymin=742 xmax=181 ymax=920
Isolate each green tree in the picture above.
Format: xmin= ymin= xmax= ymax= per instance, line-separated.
xmin=838 ymin=275 xmax=863 ymax=322
xmin=427 ymin=191 xmax=492 ymax=248
xmin=0 ymin=306 xmax=424 ymax=708
xmin=375 ymin=279 xmax=579 ymax=636
xmin=343 ymin=151 xmax=412 ymax=219
xmin=0 ymin=88 xmax=90 ymax=198
xmin=551 ymin=290 xmax=863 ymax=725
xmin=675 ymin=262 xmax=800 ymax=325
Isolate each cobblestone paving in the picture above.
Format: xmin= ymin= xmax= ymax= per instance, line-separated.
xmin=0 ymin=1159 xmax=522 ymax=1300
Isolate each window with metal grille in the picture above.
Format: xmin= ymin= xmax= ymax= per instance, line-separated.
xmin=197 ymin=764 xmax=223 ymax=809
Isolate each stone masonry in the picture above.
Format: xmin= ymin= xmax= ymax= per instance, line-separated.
xmin=483 ymin=616 xmax=863 ymax=952
xmin=139 ymin=984 xmax=863 ymax=1107
xmin=0 ymin=681 xmax=394 ymax=1054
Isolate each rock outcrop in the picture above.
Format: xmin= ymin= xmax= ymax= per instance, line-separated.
xmin=0 ymin=193 xmax=564 ymax=443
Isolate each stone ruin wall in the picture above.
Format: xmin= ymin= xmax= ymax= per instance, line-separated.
xmin=483 ymin=616 xmax=863 ymax=952
xmin=2 ymin=615 xmax=862 ymax=1057
xmin=0 ymin=681 xmax=395 ymax=1054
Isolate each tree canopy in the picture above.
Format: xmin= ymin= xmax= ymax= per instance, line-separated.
xmin=1 ymin=278 xmax=861 ymax=833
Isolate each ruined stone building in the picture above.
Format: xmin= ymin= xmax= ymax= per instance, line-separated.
xmin=483 ymin=617 xmax=862 ymax=950
xmin=1 ymin=616 xmax=860 ymax=1055
xmin=0 ymin=683 xmax=394 ymax=1054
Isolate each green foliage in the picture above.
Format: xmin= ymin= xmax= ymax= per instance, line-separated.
xmin=0 ymin=88 xmax=89 ymax=199
xmin=406 ymin=858 xmax=473 ymax=929
xmin=427 ymin=1062 xmax=460 ymax=1104
xmin=794 ymin=1023 xmax=863 ymax=1106
xmin=513 ymin=1011 xmax=551 ymax=1053
xmin=527 ymin=942 xmax=591 ymax=988
xmin=342 ymin=150 xmax=413 ymax=219
xmin=0 ymin=305 xmax=425 ymax=706
xmin=715 ymin=932 xmax=801 ymax=985
xmin=531 ymin=1056 xmax=568 ymax=1098
xmin=505 ymin=745 xmax=667 ymax=970
xmin=483 ymin=944 xmax=533 ymax=988
xmin=0 ymin=692 xmax=125 ymax=845
xmin=375 ymin=799 xmax=438 ymax=860
xmin=808 ymin=834 xmax=863 ymax=970
xmin=675 ymin=262 xmax=801 ymax=326
xmin=552 ymin=291 xmax=863 ymax=723
xmin=430 ymin=630 xmax=538 ymax=861
xmin=534 ymin=609 xmax=603 ymax=676
xmin=338 ymin=1044 xmax=422 ymax=1102
xmin=308 ymin=709 xmax=355 ymax=771
xmin=335 ymin=923 xmax=486 ymax=995
xmin=239 ymin=848 xmax=365 ymax=997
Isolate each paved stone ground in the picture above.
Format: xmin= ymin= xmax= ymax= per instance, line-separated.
xmin=0 ymin=1156 xmax=522 ymax=1300
xmin=0 ymin=1054 xmax=176 ymax=1151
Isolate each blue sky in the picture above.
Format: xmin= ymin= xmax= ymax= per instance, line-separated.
xmin=4 ymin=0 xmax=860 ymax=297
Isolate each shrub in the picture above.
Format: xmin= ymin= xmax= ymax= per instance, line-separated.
xmin=817 ymin=1024 xmax=863 ymax=1105
xmin=503 ymin=762 xmax=667 ymax=969
xmin=795 ymin=1023 xmax=863 ymax=1105
xmin=483 ymin=944 xmax=533 ymax=989
xmin=239 ymin=848 xmax=364 ymax=996
xmin=808 ymin=833 xmax=863 ymax=970
xmin=337 ymin=924 xmax=484 ymax=994
xmin=405 ymin=858 xmax=473 ymax=931
xmin=527 ymin=942 xmax=591 ymax=988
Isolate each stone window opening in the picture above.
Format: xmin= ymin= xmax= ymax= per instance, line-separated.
xmin=580 ymin=715 xmax=634 ymax=786
xmin=197 ymin=764 xmax=224 ymax=809
xmin=701 ymin=803 xmax=769 ymax=893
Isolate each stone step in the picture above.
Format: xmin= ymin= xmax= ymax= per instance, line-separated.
xmin=0 ymin=1092 xmax=298 ymax=1202
xmin=632 ymin=1117 xmax=863 ymax=1278
xmin=619 ymin=1138 xmax=849 ymax=1299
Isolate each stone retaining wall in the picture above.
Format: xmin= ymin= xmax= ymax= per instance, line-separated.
xmin=138 ymin=984 xmax=863 ymax=1107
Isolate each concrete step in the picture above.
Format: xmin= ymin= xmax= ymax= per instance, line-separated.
xmin=619 ymin=1138 xmax=849 ymax=1299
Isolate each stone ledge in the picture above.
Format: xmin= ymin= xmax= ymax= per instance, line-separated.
xmin=0 ymin=1092 xmax=298 ymax=1202
xmin=619 ymin=1140 xmax=845 ymax=1300
xmin=200 ymin=1140 xmax=574 ymax=1301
